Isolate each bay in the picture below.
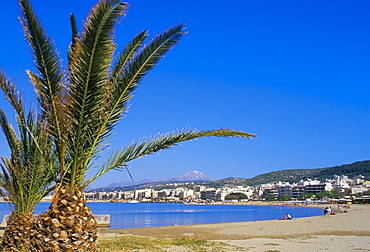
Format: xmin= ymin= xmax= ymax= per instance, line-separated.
xmin=0 ymin=202 xmax=323 ymax=229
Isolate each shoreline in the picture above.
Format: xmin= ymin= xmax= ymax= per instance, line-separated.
xmin=100 ymin=204 xmax=368 ymax=239
xmin=99 ymin=201 xmax=339 ymax=234
xmin=99 ymin=204 xmax=370 ymax=251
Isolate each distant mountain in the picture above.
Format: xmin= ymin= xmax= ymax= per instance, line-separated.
xmin=103 ymin=179 xmax=158 ymax=189
xmin=168 ymin=171 xmax=214 ymax=182
xmin=91 ymin=170 xmax=213 ymax=191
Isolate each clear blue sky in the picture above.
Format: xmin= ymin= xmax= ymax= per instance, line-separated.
xmin=1 ymin=0 xmax=370 ymax=188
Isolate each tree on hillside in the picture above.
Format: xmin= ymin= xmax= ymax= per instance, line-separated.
xmin=0 ymin=0 xmax=256 ymax=251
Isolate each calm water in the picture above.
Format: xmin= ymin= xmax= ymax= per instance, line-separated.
xmin=0 ymin=202 xmax=323 ymax=229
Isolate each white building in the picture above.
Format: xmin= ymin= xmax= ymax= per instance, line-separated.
xmin=134 ymin=188 xmax=153 ymax=199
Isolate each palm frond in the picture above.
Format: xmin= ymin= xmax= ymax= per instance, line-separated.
xmin=84 ymin=24 xmax=187 ymax=171
xmin=19 ymin=0 xmax=64 ymax=113
xmin=0 ymin=71 xmax=25 ymax=119
xmin=86 ymin=129 xmax=256 ymax=185
xmin=0 ymin=161 xmax=11 ymax=185
xmin=0 ymin=110 xmax=20 ymax=158
xmin=1 ymin=81 xmax=56 ymax=214
xmin=19 ymin=0 xmax=65 ymax=170
xmin=0 ymin=111 xmax=56 ymax=215
xmin=110 ymin=30 xmax=149 ymax=84
xmin=66 ymin=0 xmax=129 ymax=191
xmin=67 ymin=13 xmax=79 ymax=64
xmin=0 ymin=73 xmax=48 ymax=164
xmin=116 ymin=24 xmax=187 ymax=117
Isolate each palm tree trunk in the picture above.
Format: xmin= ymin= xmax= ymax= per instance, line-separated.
xmin=30 ymin=188 xmax=99 ymax=252
xmin=0 ymin=212 xmax=36 ymax=251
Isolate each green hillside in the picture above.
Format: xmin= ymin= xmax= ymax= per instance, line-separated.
xmin=205 ymin=160 xmax=370 ymax=188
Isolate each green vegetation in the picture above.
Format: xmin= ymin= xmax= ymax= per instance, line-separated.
xmin=298 ymin=193 xmax=313 ymax=200
xmin=204 ymin=160 xmax=370 ymax=188
xmin=100 ymin=235 xmax=235 ymax=252
xmin=265 ymin=193 xmax=276 ymax=201
xmin=280 ymin=194 xmax=292 ymax=201
xmin=0 ymin=102 xmax=55 ymax=217
xmin=0 ymin=44 xmax=57 ymax=251
xmin=314 ymin=189 xmax=342 ymax=199
xmin=246 ymin=161 xmax=370 ymax=185
xmin=225 ymin=193 xmax=248 ymax=200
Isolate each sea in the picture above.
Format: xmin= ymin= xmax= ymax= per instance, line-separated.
xmin=0 ymin=202 xmax=323 ymax=229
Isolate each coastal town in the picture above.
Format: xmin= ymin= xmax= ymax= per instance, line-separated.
xmin=82 ymin=174 xmax=370 ymax=204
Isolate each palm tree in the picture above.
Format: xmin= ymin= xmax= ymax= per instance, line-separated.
xmin=0 ymin=72 xmax=56 ymax=251
xmin=1 ymin=0 xmax=256 ymax=251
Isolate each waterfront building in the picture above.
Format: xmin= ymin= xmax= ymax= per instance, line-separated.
xmin=276 ymin=183 xmax=293 ymax=199
xmin=82 ymin=174 xmax=367 ymax=202
xmin=216 ymin=190 xmax=227 ymax=201
xmin=200 ymin=188 xmax=217 ymax=200
xmin=304 ymin=184 xmax=326 ymax=195
xmin=120 ymin=191 xmax=134 ymax=200
xmin=134 ymin=188 xmax=153 ymax=199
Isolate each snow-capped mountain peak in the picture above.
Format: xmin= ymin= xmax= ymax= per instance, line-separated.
xmin=170 ymin=170 xmax=214 ymax=181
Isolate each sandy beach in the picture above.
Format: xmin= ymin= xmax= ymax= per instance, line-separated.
xmin=100 ymin=204 xmax=370 ymax=251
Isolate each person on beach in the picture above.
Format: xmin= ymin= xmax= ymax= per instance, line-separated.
xmin=284 ymin=213 xmax=292 ymax=220
xmin=324 ymin=207 xmax=330 ymax=217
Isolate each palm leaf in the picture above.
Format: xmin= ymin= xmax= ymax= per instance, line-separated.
xmin=67 ymin=13 xmax=79 ymax=64
xmin=19 ymin=0 xmax=64 ymax=111
xmin=0 ymin=72 xmax=48 ymax=164
xmin=115 ymin=24 xmax=187 ymax=118
xmin=19 ymin=0 xmax=64 ymax=104
xmin=19 ymin=0 xmax=65 ymax=167
xmin=0 ymin=110 xmax=23 ymax=195
xmin=1 ymin=68 xmax=56 ymax=215
xmin=66 ymin=0 xmax=129 ymax=191
xmin=110 ymin=30 xmax=149 ymax=84
xmin=0 ymin=110 xmax=20 ymax=159
xmin=0 ymin=71 xmax=25 ymax=120
xmin=86 ymin=129 xmax=256 ymax=186
xmin=84 ymin=25 xmax=187 ymax=174
xmin=0 ymin=109 xmax=56 ymax=214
